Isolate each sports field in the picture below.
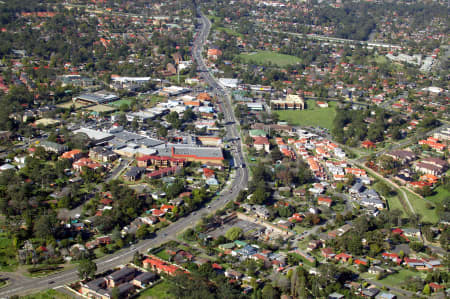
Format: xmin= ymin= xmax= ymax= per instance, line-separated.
xmin=239 ymin=51 xmax=302 ymax=66
xmin=275 ymin=100 xmax=336 ymax=129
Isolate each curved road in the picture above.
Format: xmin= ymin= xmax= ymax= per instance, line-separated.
xmin=0 ymin=9 xmax=248 ymax=298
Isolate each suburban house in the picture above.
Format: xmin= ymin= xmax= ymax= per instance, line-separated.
xmin=385 ymin=150 xmax=416 ymax=164
xmin=253 ymin=136 xmax=270 ymax=153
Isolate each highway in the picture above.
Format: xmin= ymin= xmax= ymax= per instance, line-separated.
xmin=0 ymin=8 xmax=248 ymax=298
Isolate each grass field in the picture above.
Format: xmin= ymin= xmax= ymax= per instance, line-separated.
xmin=109 ymin=98 xmax=132 ymax=108
xmin=373 ymin=182 xmax=407 ymax=217
xmin=0 ymin=234 xmax=17 ymax=271
xmin=155 ymin=249 xmax=171 ymax=261
xmin=403 ymin=188 xmax=439 ymax=223
xmin=57 ymin=101 xmax=85 ymax=109
xmin=275 ymin=100 xmax=336 ymax=129
xmin=379 ymin=269 xmax=425 ymax=287
xmin=239 ymin=51 xmax=302 ymax=66
xmin=138 ymin=280 xmax=174 ymax=299
xmin=426 ymin=185 xmax=449 ymax=204
xmin=85 ymin=104 xmax=117 ymax=113
xmin=20 ymin=289 xmax=73 ymax=299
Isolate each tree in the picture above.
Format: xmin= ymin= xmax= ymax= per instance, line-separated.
xmin=225 ymin=227 xmax=243 ymax=241
xmin=261 ymin=284 xmax=279 ymax=299
xmin=78 ymin=259 xmax=97 ymax=280
xmin=34 ymin=213 xmax=58 ymax=240
xmin=136 ymin=224 xmax=149 ymax=239
xmin=111 ymin=286 xmax=120 ymax=299
xmin=423 ymin=284 xmax=431 ymax=295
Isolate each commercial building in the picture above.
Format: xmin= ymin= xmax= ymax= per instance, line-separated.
xmin=271 ymin=94 xmax=305 ymax=110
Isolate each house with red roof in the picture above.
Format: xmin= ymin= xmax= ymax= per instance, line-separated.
xmin=143 ymin=257 xmax=180 ymax=276
xmin=429 ymin=283 xmax=444 ymax=293
xmin=73 ymin=158 xmax=102 ymax=172
xmin=335 ymin=253 xmax=352 ymax=263
xmin=317 ymin=196 xmax=333 ymax=208
xmin=361 ymin=140 xmax=376 ymax=149
xmin=289 ymin=213 xmax=304 ymax=223
xmin=354 ymin=258 xmax=368 ymax=266
xmin=60 ymin=149 xmax=83 ymax=161
xmin=321 ymin=248 xmax=335 ymax=259
xmin=253 ymin=136 xmax=270 ymax=153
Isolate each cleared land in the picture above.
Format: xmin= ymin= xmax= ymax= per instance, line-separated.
xmin=57 ymin=101 xmax=85 ymax=109
xmin=239 ymin=51 xmax=302 ymax=66
xmin=275 ymin=100 xmax=336 ymax=129
xmin=85 ymin=104 xmax=117 ymax=113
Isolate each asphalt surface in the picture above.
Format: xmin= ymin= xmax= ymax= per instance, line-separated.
xmin=0 ymin=10 xmax=248 ymax=298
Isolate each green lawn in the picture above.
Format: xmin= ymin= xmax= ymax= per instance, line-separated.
xmin=239 ymin=51 xmax=302 ymax=66
xmin=0 ymin=234 xmax=18 ymax=271
xmin=109 ymin=98 xmax=132 ymax=108
xmin=138 ymin=280 xmax=174 ymax=299
xmin=149 ymin=95 xmax=165 ymax=107
xmin=373 ymin=183 xmax=407 ymax=217
xmin=402 ymin=188 xmax=439 ymax=224
xmin=20 ymin=289 xmax=73 ymax=299
xmin=155 ymin=249 xmax=171 ymax=261
xmin=379 ymin=269 xmax=425 ymax=287
xmin=275 ymin=100 xmax=336 ymax=129
xmin=212 ymin=25 xmax=243 ymax=37
xmin=426 ymin=185 xmax=450 ymax=204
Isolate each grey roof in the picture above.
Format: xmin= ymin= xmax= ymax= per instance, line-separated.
xmin=133 ymin=271 xmax=157 ymax=283
xmin=107 ymin=282 xmax=134 ymax=296
xmin=125 ymin=167 xmax=145 ymax=178
xmin=74 ymin=128 xmax=113 ymax=141
xmin=76 ymin=93 xmax=118 ymax=104
xmin=107 ymin=267 xmax=135 ymax=282
xmin=85 ymin=277 xmax=107 ymax=290
xmin=173 ymin=146 xmax=223 ymax=158
xmin=40 ymin=140 xmax=68 ymax=151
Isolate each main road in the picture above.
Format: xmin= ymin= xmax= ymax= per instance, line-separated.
xmin=0 ymin=9 xmax=248 ymax=298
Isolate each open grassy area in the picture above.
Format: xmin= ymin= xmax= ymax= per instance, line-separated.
xmin=149 ymin=95 xmax=165 ymax=107
xmin=426 ymin=185 xmax=449 ymax=204
xmin=373 ymin=182 xmax=407 ymax=217
xmin=155 ymin=249 xmax=171 ymax=261
xmin=109 ymin=98 xmax=132 ymax=108
xmin=275 ymin=100 xmax=336 ymax=129
xmin=138 ymin=280 xmax=174 ymax=299
xmin=239 ymin=51 xmax=302 ymax=66
xmin=379 ymin=269 xmax=425 ymax=287
xmin=213 ymin=26 xmax=243 ymax=37
xmin=20 ymin=289 xmax=73 ymax=299
xmin=0 ymin=234 xmax=18 ymax=271
xmin=85 ymin=104 xmax=117 ymax=113
xmin=402 ymin=188 xmax=439 ymax=223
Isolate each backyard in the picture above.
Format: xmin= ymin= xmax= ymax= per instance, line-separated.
xmin=138 ymin=280 xmax=174 ymax=299
xmin=275 ymin=100 xmax=337 ymax=129
xmin=239 ymin=51 xmax=302 ymax=66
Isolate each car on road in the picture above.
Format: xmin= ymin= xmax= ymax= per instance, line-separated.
xmin=207 ymin=205 xmax=211 ymax=209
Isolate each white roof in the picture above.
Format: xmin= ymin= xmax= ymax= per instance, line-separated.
xmin=74 ymin=128 xmax=113 ymax=141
